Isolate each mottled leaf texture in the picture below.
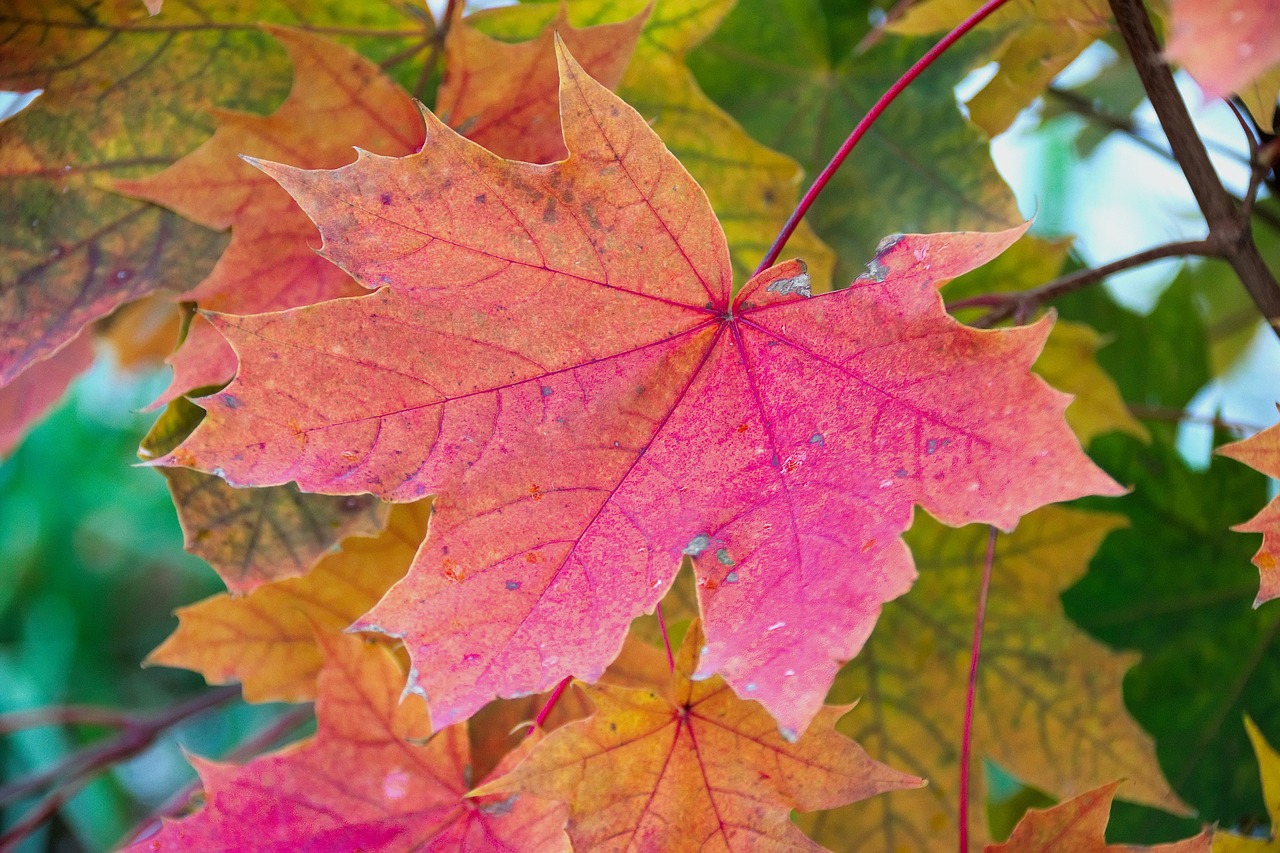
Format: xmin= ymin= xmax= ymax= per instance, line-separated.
xmin=1213 ymin=717 xmax=1280 ymax=852
xmin=476 ymin=620 xmax=921 ymax=852
xmin=113 ymin=26 xmax=424 ymax=402
xmin=796 ymin=508 xmax=1185 ymax=852
xmin=0 ymin=0 xmax=423 ymax=388
xmin=986 ymin=782 xmax=1211 ymax=852
xmin=147 ymin=501 xmax=428 ymax=703
xmin=130 ymin=632 xmax=569 ymax=852
xmin=165 ymin=44 xmax=1120 ymax=736
xmin=165 ymin=469 xmax=389 ymax=594
xmin=1219 ymin=419 xmax=1280 ymax=606
xmin=0 ymin=326 xmax=92 ymax=456
xmin=438 ymin=4 xmax=647 ymax=164
xmin=889 ymin=0 xmax=1111 ymax=136
xmin=467 ymin=0 xmax=836 ymax=289
xmin=1164 ymin=0 xmax=1280 ymax=101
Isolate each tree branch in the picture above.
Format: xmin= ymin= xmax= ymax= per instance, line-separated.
xmin=1108 ymin=0 xmax=1280 ymax=334
xmin=947 ymin=238 xmax=1215 ymax=326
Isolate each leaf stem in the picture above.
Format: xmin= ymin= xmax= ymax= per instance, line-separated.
xmin=754 ymin=0 xmax=1016 ymax=276
xmin=1107 ymin=0 xmax=1280 ymax=334
xmin=947 ymin=238 xmax=1215 ymax=325
xmin=530 ymin=677 xmax=573 ymax=734
xmin=656 ymin=602 xmax=676 ymax=672
xmin=959 ymin=526 xmax=997 ymax=853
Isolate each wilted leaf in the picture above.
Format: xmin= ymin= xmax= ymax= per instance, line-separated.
xmin=475 ymin=620 xmax=922 ymax=852
xmin=890 ymin=0 xmax=1111 ymax=136
xmin=986 ymin=781 xmax=1211 ymax=852
xmin=130 ymin=631 xmax=569 ymax=851
xmin=146 ymin=501 xmax=427 ymax=703
xmin=438 ymin=3 xmax=647 ymax=164
xmin=1164 ymin=0 xmax=1280 ymax=102
xmin=1212 ymin=717 xmax=1280 ymax=851
xmin=0 ymin=0 xmax=426 ymax=388
xmin=0 ymin=325 xmax=92 ymax=457
xmin=1218 ymin=419 xmax=1280 ymax=606
xmin=798 ymin=507 xmax=1184 ymax=852
xmin=161 ymin=45 xmax=1118 ymax=737
xmin=468 ymin=0 xmax=836 ymax=290
xmin=687 ymin=0 xmax=1020 ymax=284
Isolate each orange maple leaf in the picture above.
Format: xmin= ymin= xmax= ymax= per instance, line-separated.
xmin=1218 ymin=417 xmax=1280 ymax=606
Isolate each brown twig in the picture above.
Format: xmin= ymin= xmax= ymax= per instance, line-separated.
xmin=0 ymin=685 xmax=239 ymax=847
xmin=1127 ymin=403 xmax=1265 ymax=436
xmin=414 ymin=0 xmax=462 ymax=103
xmin=947 ymin=238 xmax=1215 ymax=326
xmin=1108 ymin=0 xmax=1280 ymax=333
xmin=1047 ymin=86 xmax=1280 ymax=236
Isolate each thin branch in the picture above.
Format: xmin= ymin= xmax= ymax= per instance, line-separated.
xmin=0 ymin=706 xmax=135 ymax=733
xmin=414 ymin=0 xmax=462 ymax=103
xmin=1127 ymin=403 xmax=1265 ymax=436
xmin=122 ymin=704 xmax=315 ymax=847
xmin=0 ymin=686 xmax=239 ymax=807
xmin=754 ymin=0 xmax=1017 ymax=276
xmin=959 ymin=526 xmax=998 ymax=853
xmin=947 ymin=238 xmax=1214 ymax=326
xmin=1047 ymin=86 xmax=1280 ymax=235
xmin=1108 ymin=0 xmax=1280 ymax=333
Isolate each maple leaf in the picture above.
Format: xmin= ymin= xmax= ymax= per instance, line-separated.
xmin=1213 ymin=717 xmax=1280 ymax=851
xmin=113 ymin=25 xmax=424 ymax=403
xmin=986 ymin=781 xmax=1211 ymax=852
xmin=438 ymin=3 xmax=647 ymax=164
xmin=467 ymin=0 xmax=836 ymax=289
xmin=130 ymin=631 xmax=569 ymax=852
xmin=146 ymin=500 xmax=428 ymax=703
xmin=686 ymin=0 xmax=1021 ymax=284
xmin=1163 ymin=0 xmax=1280 ymax=102
xmin=475 ymin=619 xmax=922 ymax=852
xmin=889 ymin=0 xmax=1111 ymax=136
xmin=163 ymin=43 xmax=1120 ymax=736
xmin=0 ymin=0 xmax=426 ymax=389
xmin=0 ymin=326 xmax=92 ymax=457
xmin=795 ymin=507 xmax=1184 ymax=852
xmin=1218 ymin=419 xmax=1280 ymax=607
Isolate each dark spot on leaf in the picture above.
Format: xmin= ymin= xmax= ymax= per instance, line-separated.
xmin=542 ymin=198 xmax=557 ymax=223
xmin=715 ymin=548 xmax=734 ymax=567
xmin=896 ymin=468 xmax=909 ymax=478
xmin=380 ymin=192 xmax=392 ymax=205
xmin=222 ymin=395 xmax=239 ymax=409
xmin=809 ymin=432 xmax=824 ymax=445
xmin=341 ymin=496 xmax=364 ymax=512
xmin=506 ymin=580 xmax=521 ymax=591
xmin=540 ymin=386 xmax=554 ymax=397
xmin=475 ymin=193 xmax=486 ymax=204
xmin=114 ymin=268 xmax=133 ymax=282
xmin=725 ymin=571 xmax=739 ymax=583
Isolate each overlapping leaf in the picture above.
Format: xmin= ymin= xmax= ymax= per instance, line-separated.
xmin=130 ymin=632 xmax=569 ymax=852
xmin=0 ymin=326 xmax=92 ymax=457
xmin=467 ymin=0 xmax=835 ymax=289
xmin=438 ymin=4 xmax=647 ymax=164
xmin=986 ymin=782 xmax=1211 ymax=852
xmin=113 ymin=26 xmax=424 ymax=402
xmin=1164 ymin=0 xmax=1280 ymax=102
xmin=687 ymin=0 xmax=1021 ymax=284
xmin=796 ymin=507 xmax=1184 ymax=852
xmin=1213 ymin=718 xmax=1280 ymax=851
xmin=162 ymin=44 xmax=1118 ymax=737
xmin=889 ymin=0 xmax=1111 ymax=136
xmin=476 ymin=620 xmax=921 ymax=852
xmin=0 ymin=0 xmax=426 ymax=388
xmin=146 ymin=501 xmax=427 ymax=702
xmin=1219 ymin=420 xmax=1280 ymax=607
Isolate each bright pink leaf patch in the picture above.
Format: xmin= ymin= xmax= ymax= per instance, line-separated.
xmin=164 ymin=44 xmax=1121 ymax=737
xmin=129 ymin=633 xmax=567 ymax=852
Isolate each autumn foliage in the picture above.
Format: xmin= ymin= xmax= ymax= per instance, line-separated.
xmin=1 ymin=0 xmax=1279 ymax=851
